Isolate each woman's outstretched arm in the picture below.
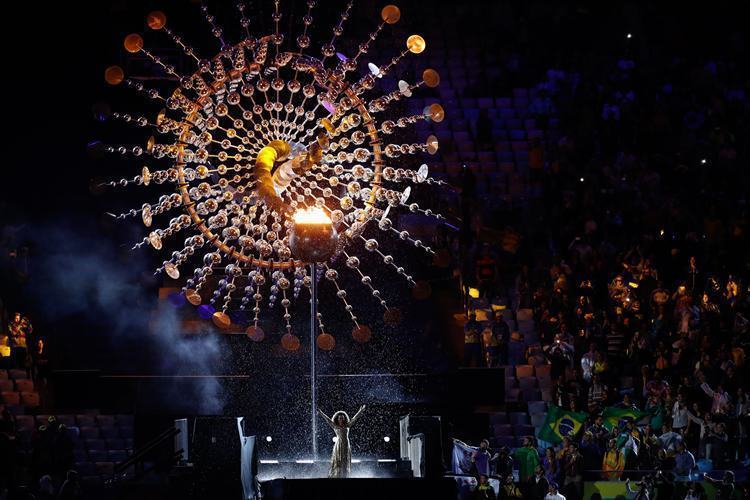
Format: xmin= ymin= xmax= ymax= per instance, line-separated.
xmin=348 ymin=405 xmax=366 ymax=427
xmin=318 ymin=408 xmax=335 ymax=429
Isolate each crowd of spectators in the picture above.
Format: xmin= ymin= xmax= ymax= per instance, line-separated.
xmin=449 ymin=4 xmax=749 ymax=500
xmin=0 ymin=306 xmax=72 ymax=500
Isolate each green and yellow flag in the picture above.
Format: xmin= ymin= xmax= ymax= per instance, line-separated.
xmin=601 ymin=406 xmax=648 ymax=431
xmin=537 ymin=405 xmax=587 ymax=443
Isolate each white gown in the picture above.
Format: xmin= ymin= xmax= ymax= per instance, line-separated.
xmin=319 ymin=407 xmax=365 ymax=478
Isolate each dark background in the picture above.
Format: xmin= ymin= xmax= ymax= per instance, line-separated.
xmin=2 ymin=0 xmax=748 ymax=458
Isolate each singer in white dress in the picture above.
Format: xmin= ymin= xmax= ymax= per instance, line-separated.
xmin=317 ymin=405 xmax=366 ymax=478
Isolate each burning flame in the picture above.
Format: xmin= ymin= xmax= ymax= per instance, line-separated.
xmin=293 ymin=207 xmax=332 ymax=225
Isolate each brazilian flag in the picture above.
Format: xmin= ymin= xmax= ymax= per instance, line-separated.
xmin=601 ymin=406 xmax=648 ymax=431
xmin=537 ymin=405 xmax=587 ymax=443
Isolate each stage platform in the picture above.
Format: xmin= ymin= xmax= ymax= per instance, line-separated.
xmin=260 ymin=477 xmax=457 ymax=500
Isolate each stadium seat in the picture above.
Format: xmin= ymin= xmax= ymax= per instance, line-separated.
xmin=75 ymin=462 xmax=98 ymax=477
xmin=108 ymin=450 xmax=128 ymax=463
xmin=96 ymin=415 xmax=116 ymax=427
xmin=96 ymin=461 xmax=115 ymax=476
xmin=496 ymin=436 xmax=515 ymax=448
xmin=4 ymin=405 xmax=25 ymax=416
xmin=530 ymin=413 xmax=547 ymax=428
xmin=534 ymin=365 xmax=552 ymax=378
xmin=100 ymin=427 xmax=120 ymax=439
xmin=493 ymin=423 xmax=512 ymax=436
xmin=515 ymin=425 xmax=535 ymax=437
xmin=105 ymin=438 xmax=125 ymax=450
xmin=80 ymin=426 xmax=100 ymax=440
xmin=0 ymin=381 xmax=14 ymax=392
xmin=15 ymin=379 xmax=34 ymax=392
xmin=537 ymin=377 xmax=553 ymax=389
xmin=522 ymin=389 xmax=542 ymax=402
xmin=88 ymin=450 xmax=107 ymax=462
xmin=528 ymin=401 xmax=547 ymax=415
xmin=1 ymin=392 xmax=20 ymax=405
xmin=518 ymin=377 xmax=537 ymax=391
xmin=477 ymin=98 xmax=494 ymax=109
xmin=85 ymin=439 xmax=106 ymax=451
xmin=489 ymin=412 xmax=508 ymax=424
xmin=509 ymin=412 xmax=530 ymax=425
xmin=515 ymin=365 xmax=534 ymax=378
xmin=495 ymin=98 xmax=512 ymax=108
xmin=76 ymin=415 xmax=96 ymax=427
xmin=116 ymin=415 xmax=135 ymax=427
xmin=20 ymin=392 xmax=40 ymax=407
xmin=505 ymin=388 xmax=520 ymax=403
xmin=56 ymin=415 xmax=76 ymax=427
xmin=119 ymin=426 xmax=135 ymax=439
xmin=8 ymin=369 xmax=27 ymax=380
xmin=14 ymin=414 xmax=35 ymax=431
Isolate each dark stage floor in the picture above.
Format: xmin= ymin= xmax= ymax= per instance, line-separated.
xmin=260 ymin=477 xmax=457 ymax=500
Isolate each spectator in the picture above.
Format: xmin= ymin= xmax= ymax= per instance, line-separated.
xmin=578 ymin=432 xmax=602 ymax=479
xmin=464 ymin=311 xmax=482 ymax=367
xmin=601 ymin=439 xmax=625 ymax=480
xmin=512 ymin=437 xmax=540 ymax=484
xmin=543 ymin=335 xmax=573 ymax=382
xmin=544 ymin=481 xmax=566 ymax=500
xmin=561 ymin=442 xmax=582 ymax=500
xmin=8 ymin=312 xmax=31 ymax=369
xmin=614 ymin=393 xmax=636 ymax=410
xmin=541 ymin=447 xmax=559 ymax=485
xmin=673 ymin=441 xmax=695 ymax=478
xmin=698 ymin=375 xmax=731 ymax=416
xmin=587 ymin=374 xmax=608 ymax=413
xmin=702 ymin=471 xmax=735 ymax=500
xmin=474 ymin=474 xmax=497 ymax=500
xmin=472 ymin=439 xmax=497 ymax=476
xmin=38 ymin=475 xmax=54 ymax=500
xmin=490 ymin=311 xmax=510 ymax=365
xmin=529 ymin=465 xmax=549 ymax=500
xmin=657 ymin=422 xmax=683 ymax=453
xmin=31 ymin=338 xmax=50 ymax=388
xmin=625 ymin=476 xmax=654 ymax=500
xmin=672 ymin=393 xmax=689 ymax=433
xmin=499 ymin=473 xmax=523 ymax=500
xmin=706 ymin=422 xmax=728 ymax=467
xmin=682 ymin=481 xmax=706 ymax=500
xmin=494 ymin=447 xmax=513 ymax=478
xmin=57 ymin=470 xmax=81 ymax=500
xmin=580 ymin=344 xmax=596 ymax=383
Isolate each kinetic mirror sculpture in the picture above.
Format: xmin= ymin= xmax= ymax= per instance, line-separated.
xmin=100 ymin=2 xmax=448 ymax=351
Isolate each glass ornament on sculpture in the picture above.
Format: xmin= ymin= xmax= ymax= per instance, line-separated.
xmin=99 ymin=2 xmax=447 ymax=348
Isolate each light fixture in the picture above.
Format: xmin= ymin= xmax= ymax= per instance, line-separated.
xmin=98 ymin=3 xmax=448 ymax=344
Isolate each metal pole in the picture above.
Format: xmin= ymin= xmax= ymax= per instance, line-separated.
xmin=310 ymin=262 xmax=318 ymax=460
